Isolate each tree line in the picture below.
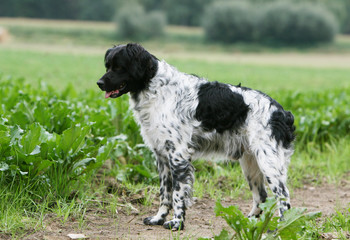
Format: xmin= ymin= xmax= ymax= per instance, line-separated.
xmin=1 ymin=0 xmax=349 ymax=36
xmin=1 ymin=0 xmax=349 ymax=31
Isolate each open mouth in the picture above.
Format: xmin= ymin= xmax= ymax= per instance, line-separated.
xmin=105 ymin=82 xmax=127 ymax=98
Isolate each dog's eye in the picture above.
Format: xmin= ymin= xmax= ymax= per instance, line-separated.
xmin=113 ymin=66 xmax=123 ymax=72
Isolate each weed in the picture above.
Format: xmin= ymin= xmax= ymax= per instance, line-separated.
xmin=200 ymin=197 xmax=321 ymax=240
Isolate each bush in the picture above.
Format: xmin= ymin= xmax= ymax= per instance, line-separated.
xmin=257 ymin=1 xmax=338 ymax=44
xmin=116 ymin=3 xmax=166 ymax=40
xmin=165 ymin=0 xmax=213 ymax=26
xmin=203 ymin=0 xmax=338 ymax=45
xmin=203 ymin=1 xmax=255 ymax=43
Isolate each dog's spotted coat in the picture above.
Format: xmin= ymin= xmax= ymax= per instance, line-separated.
xmin=97 ymin=43 xmax=295 ymax=230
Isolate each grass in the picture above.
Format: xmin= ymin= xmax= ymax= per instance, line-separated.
xmin=0 ymin=18 xmax=350 ymax=238
xmin=0 ymin=48 xmax=103 ymax=91
xmin=1 ymin=48 xmax=350 ymax=93
xmin=193 ymin=161 xmax=247 ymax=200
xmin=194 ymin=136 xmax=350 ymax=200
xmin=290 ymin=137 xmax=350 ymax=187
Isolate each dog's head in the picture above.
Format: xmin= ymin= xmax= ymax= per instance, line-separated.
xmin=97 ymin=43 xmax=158 ymax=98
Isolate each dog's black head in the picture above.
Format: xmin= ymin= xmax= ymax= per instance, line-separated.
xmin=97 ymin=43 xmax=158 ymax=98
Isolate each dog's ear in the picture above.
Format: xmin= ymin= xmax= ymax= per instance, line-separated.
xmin=104 ymin=47 xmax=114 ymax=68
xmin=126 ymin=43 xmax=158 ymax=84
xmin=125 ymin=43 xmax=144 ymax=59
xmin=104 ymin=48 xmax=113 ymax=60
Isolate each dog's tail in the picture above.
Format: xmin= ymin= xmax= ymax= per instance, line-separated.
xmin=269 ymin=110 xmax=296 ymax=149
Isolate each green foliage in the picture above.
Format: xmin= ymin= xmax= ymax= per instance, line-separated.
xmin=1 ymin=0 xmax=350 ymax=35
xmin=202 ymin=198 xmax=321 ymax=240
xmin=203 ymin=1 xmax=338 ymax=45
xmin=297 ymin=207 xmax=350 ymax=239
xmin=257 ymin=1 xmax=338 ymax=44
xmin=323 ymin=208 xmax=350 ymax=237
xmin=304 ymin=0 xmax=350 ymax=34
xmin=203 ymin=1 xmax=255 ymax=43
xmin=0 ymin=0 xmax=116 ymax=21
xmin=0 ymin=77 xmax=155 ymax=199
xmin=1 ymin=76 xmax=349 ymax=198
xmin=116 ymin=3 xmax=166 ymax=40
xmin=275 ymin=89 xmax=350 ymax=149
xmin=164 ymin=0 xmax=212 ymax=26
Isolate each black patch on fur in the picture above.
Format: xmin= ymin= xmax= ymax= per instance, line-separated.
xmin=236 ymin=83 xmax=295 ymax=148
xmin=195 ymin=82 xmax=249 ymax=133
xmin=233 ymin=149 xmax=243 ymax=159
xmin=163 ymin=220 xmax=184 ymax=230
xmin=279 ymin=181 xmax=289 ymax=197
xmin=165 ymin=140 xmax=175 ymax=153
xmin=269 ymin=110 xmax=296 ymax=149
xmin=258 ymin=185 xmax=268 ymax=203
xmin=266 ymin=176 xmax=272 ymax=184
xmin=143 ymin=217 xmax=165 ymax=226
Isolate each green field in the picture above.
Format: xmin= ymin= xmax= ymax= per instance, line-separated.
xmin=0 ymin=18 xmax=349 ymax=239
xmin=1 ymin=48 xmax=350 ymax=94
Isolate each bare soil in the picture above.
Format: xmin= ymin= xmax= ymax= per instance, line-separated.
xmin=2 ymin=183 xmax=347 ymax=240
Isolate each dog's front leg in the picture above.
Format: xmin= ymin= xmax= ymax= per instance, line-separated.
xmin=144 ymin=156 xmax=172 ymax=226
xmin=163 ymin=155 xmax=194 ymax=230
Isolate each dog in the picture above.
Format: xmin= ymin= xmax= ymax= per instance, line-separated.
xmin=97 ymin=43 xmax=295 ymax=230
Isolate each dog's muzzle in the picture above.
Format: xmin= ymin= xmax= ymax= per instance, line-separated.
xmin=97 ymin=79 xmax=105 ymax=91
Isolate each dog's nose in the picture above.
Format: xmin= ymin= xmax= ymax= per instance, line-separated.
xmin=97 ymin=79 xmax=105 ymax=90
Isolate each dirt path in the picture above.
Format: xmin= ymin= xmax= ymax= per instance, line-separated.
xmin=13 ymin=184 xmax=349 ymax=240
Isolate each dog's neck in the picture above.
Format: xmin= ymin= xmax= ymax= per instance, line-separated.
xmin=152 ymin=60 xmax=180 ymax=86
xmin=129 ymin=60 xmax=206 ymax=114
xmin=130 ymin=60 xmax=178 ymax=99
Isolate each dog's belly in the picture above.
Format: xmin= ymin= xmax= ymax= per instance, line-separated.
xmin=190 ymin=130 xmax=246 ymax=162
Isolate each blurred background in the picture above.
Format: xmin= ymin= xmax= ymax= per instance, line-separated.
xmin=0 ymin=0 xmax=350 ymax=92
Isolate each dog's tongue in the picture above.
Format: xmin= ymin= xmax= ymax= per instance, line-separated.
xmin=105 ymin=91 xmax=112 ymax=98
xmin=105 ymin=90 xmax=119 ymax=98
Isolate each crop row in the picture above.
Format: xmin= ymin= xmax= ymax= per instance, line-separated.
xmin=1 ymin=77 xmax=349 ymax=197
xmin=276 ymin=89 xmax=350 ymax=149
xmin=0 ymin=78 xmax=154 ymax=199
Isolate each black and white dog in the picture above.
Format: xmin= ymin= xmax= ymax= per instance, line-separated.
xmin=97 ymin=43 xmax=295 ymax=230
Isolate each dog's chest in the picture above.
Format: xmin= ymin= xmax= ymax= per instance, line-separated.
xmin=129 ymin=91 xmax=179 ymax=146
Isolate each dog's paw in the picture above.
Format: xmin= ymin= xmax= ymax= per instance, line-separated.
xmin=248 ymin=209 xmax=263 ymax=218
xmin=248 ymin=206 xmax=263 ymax=218
xmin=163 ymin=219 xmax=184 ymax=230
xmin=143 ymin=216 xmax=165 ymax=226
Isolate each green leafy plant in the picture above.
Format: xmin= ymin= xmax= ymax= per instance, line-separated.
xmin=202 ymin=197 xmax=321 ymax=240
xmin=0 ymin=77 xmax=157 ymax=201
xmin=275 ymin=89 xmax=350 ymax=150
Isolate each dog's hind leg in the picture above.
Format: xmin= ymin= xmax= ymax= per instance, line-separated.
xmin=144 ymin=155 xmax=172 ymax=226
xmin=239 ymin=153 xmax=267 ymax=217
xmin=252 ymin=144 xmax=292 ymax=218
